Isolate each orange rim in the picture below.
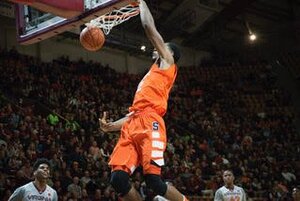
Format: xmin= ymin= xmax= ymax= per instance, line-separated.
xmin=130 ymin=2 xmax=139 ymax=7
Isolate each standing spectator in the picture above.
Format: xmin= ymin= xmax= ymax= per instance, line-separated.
xmin=281 ymin=167 xmax=296 ymax=184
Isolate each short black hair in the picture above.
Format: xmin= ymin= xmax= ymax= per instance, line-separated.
xmin=33 ymin=158 xmax=51 ymax=171
xmin=223 ymin=169 xmax=234 ymax=175
xmin=166 ymin=42 xmax=181 ymax=63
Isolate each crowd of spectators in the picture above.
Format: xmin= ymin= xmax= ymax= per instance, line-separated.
xmin=0 ymin=47 xmax=299 ymax=200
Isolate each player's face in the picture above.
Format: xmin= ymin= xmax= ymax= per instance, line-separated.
xmin=223 ymin=171 xmax=234 ymax=185
xmin=35 ymin=164 xmax=50 ymax=180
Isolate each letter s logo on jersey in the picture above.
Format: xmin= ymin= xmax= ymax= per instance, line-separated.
xmin=152 ymin=122 xmax=159 ymax=131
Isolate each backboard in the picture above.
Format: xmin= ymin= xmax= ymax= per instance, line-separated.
xmin=16 ymin=0 xmax=134 ymax=45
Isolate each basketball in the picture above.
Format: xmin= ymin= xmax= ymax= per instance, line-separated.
xmin=80 ymin=26 xmax=105 ymax=51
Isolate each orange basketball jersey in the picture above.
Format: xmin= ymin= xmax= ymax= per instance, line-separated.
xmin=129 ymin=63 xmax=177 ymax=116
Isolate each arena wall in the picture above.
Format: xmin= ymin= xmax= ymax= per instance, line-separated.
xmin=0 ymin=16 xmax=211 ymax=74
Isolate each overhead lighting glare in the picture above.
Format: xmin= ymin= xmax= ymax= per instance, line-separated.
xmin=249 ymin=33 xmax=257 ymax=41
xmin=140 ymin=45 xmax=146 ymax=52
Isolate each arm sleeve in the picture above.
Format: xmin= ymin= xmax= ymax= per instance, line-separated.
xmin=241 ymin=188 xmax=247 ymax=201
xmin=214 ymin=189 xmax=223 ymax=201
xmin=52 ymin=191 xmax=58 ymax=201
xmin=8 ymin=186 xmax=25 ymax=201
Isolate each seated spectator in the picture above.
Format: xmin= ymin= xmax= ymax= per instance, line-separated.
xmin=67 ymin=176 xmax=82 ymax=199
xmin=47 ymin=109 xmax=59 ymax=126
xmin=281 ymin=167 xmax=297 ymax=184
xmin=89 ymin=140 xmax=100 ymax=160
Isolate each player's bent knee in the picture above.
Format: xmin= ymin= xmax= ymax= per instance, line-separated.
xmin=145 ymin=174 xmax=167 ymax=196
xmin=110 ymin=170 xmax=131 ymax=195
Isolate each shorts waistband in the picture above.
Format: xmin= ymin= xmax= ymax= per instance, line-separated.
xmin=127 ymin=108 xmax=157 ymax=117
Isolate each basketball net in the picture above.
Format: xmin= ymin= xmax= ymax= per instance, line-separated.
xmin=86 ymin=3 xmax=140 ymax=35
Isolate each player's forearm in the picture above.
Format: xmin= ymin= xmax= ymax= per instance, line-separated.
xmin=108 ymin=116 xmax=128 ymax=132
xmin=139 ymin=0 xmax=155 ymax=30
xmin=10 ymin=0 xmax=83 ymax=19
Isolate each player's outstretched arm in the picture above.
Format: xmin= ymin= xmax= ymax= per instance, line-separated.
xmin=99 ymin=112 xmax=128 ymax=133
xmin=139 ymin=0 xmax=174 ymax=68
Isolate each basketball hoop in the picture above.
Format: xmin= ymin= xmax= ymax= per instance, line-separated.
xmin=87 ymin=2 xmax=139 ymax=35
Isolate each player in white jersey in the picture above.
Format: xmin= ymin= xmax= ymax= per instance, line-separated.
xmin=214 ymin=170 xmax=247 ymax=201
xmin=8 ymin=158 xmax=58 ymax=201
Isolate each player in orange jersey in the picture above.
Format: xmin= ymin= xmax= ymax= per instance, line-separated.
xmin=99 ymin=1 xmax=188 ymax=200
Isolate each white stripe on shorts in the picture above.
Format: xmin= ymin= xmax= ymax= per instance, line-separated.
xmin=153 ymin=158 xmax=165 ymax=166
xmin=152 ymin=131 xmax=160 ymax=138
xmin=130 ymin=165 xmax=136 ymax=173
xmin=152 ymin=141 xmax=164 ymax=149
xmin=151 ymin=150 xmax=164 ymax=158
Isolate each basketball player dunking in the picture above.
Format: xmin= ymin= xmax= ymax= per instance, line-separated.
xmin=99 ymin=0 xmax=188 ymax=200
